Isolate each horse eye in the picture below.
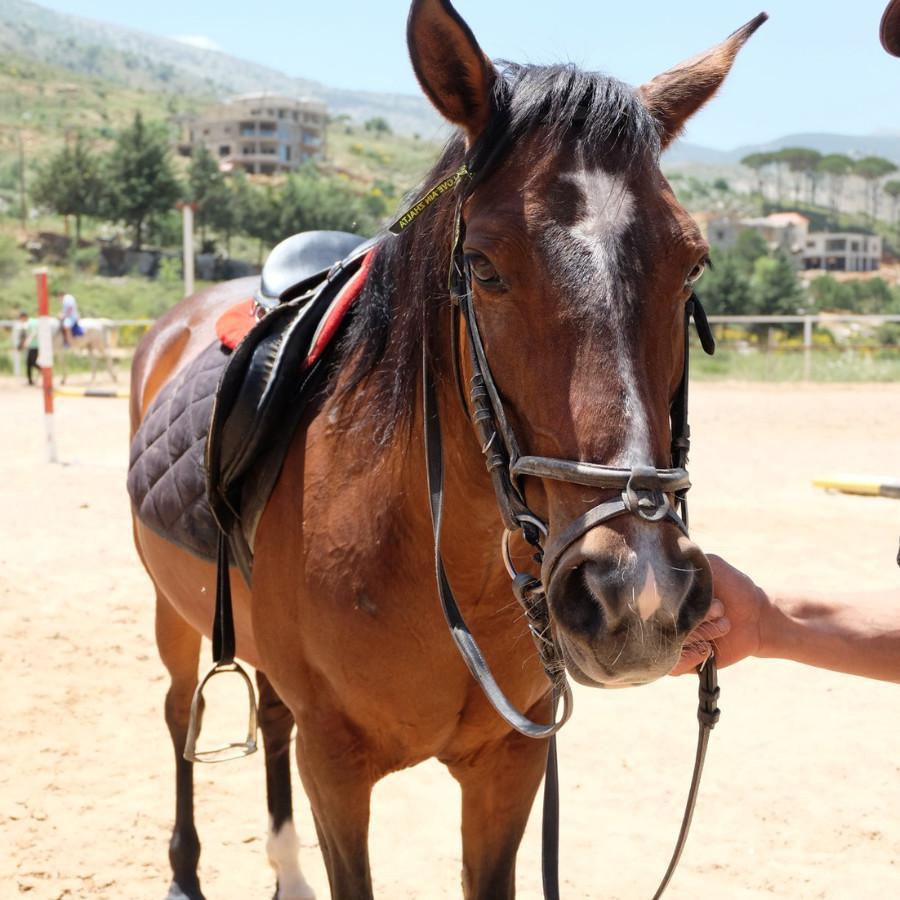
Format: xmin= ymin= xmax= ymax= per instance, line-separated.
xmin=465 ymin=253 xmax=503 ymax=288
xmin=686 ymin=259 xmax=708 ymax=286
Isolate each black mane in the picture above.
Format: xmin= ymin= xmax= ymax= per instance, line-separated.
xmin=333 ymin=62 xmax=660 ymax=446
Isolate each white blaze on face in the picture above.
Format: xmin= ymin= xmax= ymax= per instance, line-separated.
xmin=634 ymin=557 xmax=662 ymax=620
xmin=266 ymin=817 xmax=315 ymax=900
xmin=559 ymin=165 xmax=650 ymax=467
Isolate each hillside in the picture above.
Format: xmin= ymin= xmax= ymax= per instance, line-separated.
xmin=665 ymin=132 xmax=900 ymax=170
xmin=0 ymin=45 xmax=442 ymax=215
xmin=0 ymin=0 xmax=442 ymax=136
xmin=7 ymin=0 xmax=900 ymax=169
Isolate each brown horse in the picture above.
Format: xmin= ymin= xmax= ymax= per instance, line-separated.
xmin=130 ymin=2 xmax=764 ymax=897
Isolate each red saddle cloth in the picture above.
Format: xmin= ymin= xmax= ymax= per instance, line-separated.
xmin=214 ymin=250 xmax=375 ymax=367
xmin=215 ymin=298 xmax=256 ymax=351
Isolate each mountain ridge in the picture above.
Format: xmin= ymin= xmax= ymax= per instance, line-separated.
xmin=4 ymin=0 xmax=899 ymax=166
xmin=666 ymin=132 xmax=900 ymax=168
xmin=0 ymin=0 xmax=444 ymax=137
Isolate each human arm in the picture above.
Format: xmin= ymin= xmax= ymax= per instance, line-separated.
xmin=672 ymin=554 xmax=900 ymax=683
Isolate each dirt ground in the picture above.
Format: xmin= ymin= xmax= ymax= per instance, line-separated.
xmin=1 ymin=375 xmax=898 ymax=899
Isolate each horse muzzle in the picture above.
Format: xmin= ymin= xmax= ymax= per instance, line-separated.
xmin=544 ymin=526 xmax=712 ymax=686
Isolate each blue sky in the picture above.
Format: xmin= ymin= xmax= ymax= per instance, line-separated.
xmin=36 ymin=0 xmax=900 ymax=149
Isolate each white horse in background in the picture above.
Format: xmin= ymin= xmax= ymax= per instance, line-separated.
xmin=51 ymin=318 xmax=118 ymax=384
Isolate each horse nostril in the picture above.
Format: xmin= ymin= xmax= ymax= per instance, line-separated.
xmin=547 ymin=562 xmax=606 ymax=636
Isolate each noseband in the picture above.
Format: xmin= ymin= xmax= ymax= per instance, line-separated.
xmin=394 ymin=137 xmax=720 ymax=898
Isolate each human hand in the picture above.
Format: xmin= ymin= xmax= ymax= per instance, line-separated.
xmin=670 ymin=554 xmax=767 ymax=675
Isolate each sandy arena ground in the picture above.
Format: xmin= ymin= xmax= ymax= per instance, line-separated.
xmin=0 ymin=374 xmax=898 ymax=899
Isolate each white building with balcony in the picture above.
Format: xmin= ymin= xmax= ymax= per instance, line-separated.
xmin=802 ymin=232 xmax=882 ymax=272
xmin=178 ymin=93 xmax=327 ymax=175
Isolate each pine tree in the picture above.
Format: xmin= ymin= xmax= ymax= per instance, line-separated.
xmin=750 ymin=251 xmax=805 ymax=315
xmin=853 ymin=156 xmax=898 ymax=221
xmin=104 ymin=113 xmax=181 ymax=250
xmin=700 ymin=252 xmax=753 ymax=316
xmin=31 ymin=134 xmax=103 ymax=242
xmin=187 ymin=146 xmax=231 ymax=248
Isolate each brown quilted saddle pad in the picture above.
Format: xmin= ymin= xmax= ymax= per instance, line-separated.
xmin=127 ymin=341 xmax=226 ymax=562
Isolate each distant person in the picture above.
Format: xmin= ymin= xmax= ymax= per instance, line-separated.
xmin=672 ymin=1 xmax=900 ymax=686
xmin=15 ymin=310 xmax=40 ymax=386
xmin=59 ymin=291 xmax=81 ymax=347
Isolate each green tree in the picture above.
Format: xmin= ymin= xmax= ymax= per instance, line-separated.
xmin=364 ymin=117 xmax=392 ymax=135
xmin=700 ymin=251 xmax=753 ymax=315
xmin=750 ymin=250 xmax=805 ymax=315
xmin=278 ymin=169 xmax=373 ymax=236
xmin=807 ymin=274 xmax=851 ymax=311
xmin=884 ymin=179 xmax=900 ymax=230
xmin=844 ymin=278 xmax=896 ymax=314
xmin=731 ymin=228 xmax=770 ymax=276
xmin=776 ymin=147 xmax=822 ymax=204
xmin=808 ymin=275 xmax=899 ymax=314
xmin=31 ymin=133 xmax=103 ymax=241
xmin=233 ymin=176 xmax=283 ymax=264
xmin=186 ymin=145 xmax=229 ymax=247
xmin=104 ymin=113 xmax=181 ymax=250
xmin=817 ymin=154 xmax=853 ymax=212
xmin=740 ymin=152 xmax=772 ymax=196
xmin=853 ymin=156 xmax=898 ymax=221
xmin=0 ymin=234 xmax=20 ymax=280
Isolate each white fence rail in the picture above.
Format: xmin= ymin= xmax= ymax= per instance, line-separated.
xmin=705 ymin=314 xmax=900 ymax=378
xmin=3 ymin=315 xmax=899 ymax=379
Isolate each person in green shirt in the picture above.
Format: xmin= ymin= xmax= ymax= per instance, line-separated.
xmin=15 ymin=310 xmax=39 ymax=386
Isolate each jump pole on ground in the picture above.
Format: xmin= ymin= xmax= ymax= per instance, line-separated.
xmin=35 ymin=268 xmax=58 ymax=463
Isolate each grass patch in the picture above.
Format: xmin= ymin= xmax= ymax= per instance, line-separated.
xmin=0 ymin=264 xmax=207 ymax=321
xmin=692 ymin=345 xmax=900 ymax=382
xmin=325 ymin=122 xmax=441 ymax=200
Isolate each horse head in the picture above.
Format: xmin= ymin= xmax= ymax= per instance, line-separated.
xmin=407 ymin=0 xmax=765 ymax=687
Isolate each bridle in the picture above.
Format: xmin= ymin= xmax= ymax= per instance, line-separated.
xmin=393 ymin=127 xmax=721 ymax=898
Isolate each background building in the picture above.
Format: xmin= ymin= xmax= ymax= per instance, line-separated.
xmin=702 ymin=209 xmax=882 ymax=272
xmin=177 ymin=93 xmax=327 ymax=175
xmin=802 ymin=233 xmax=882 ymax=272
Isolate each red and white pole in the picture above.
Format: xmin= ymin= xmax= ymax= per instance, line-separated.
xmin=35 ymin=268 xmax=58 ymax=463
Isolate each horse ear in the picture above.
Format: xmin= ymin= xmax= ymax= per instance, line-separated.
xmin=407 ymin=0 xmax=495 ymax=141
xmin=639 ymin=13 xmax=768 ymax=148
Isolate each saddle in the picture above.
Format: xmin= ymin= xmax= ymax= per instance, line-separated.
xmin=128 ymin=230 xmax=375 ymax=585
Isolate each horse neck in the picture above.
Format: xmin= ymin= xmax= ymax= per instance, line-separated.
xmin=363 ymin=244 xmax=505 ymax=565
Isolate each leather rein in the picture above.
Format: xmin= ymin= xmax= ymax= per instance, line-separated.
xmin=396 ymin=140 xmax=721 ymax=898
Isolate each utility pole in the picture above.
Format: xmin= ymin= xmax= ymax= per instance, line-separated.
xmin=18 ymin=131 xmax=27 ymax=230
xmin=177 ymin=201 xmax=197 ymax=298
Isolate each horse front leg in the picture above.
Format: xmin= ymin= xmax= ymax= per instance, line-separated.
xmin=293 ymin=707 xmax=377 ymax=900
xmin=256 ymin=671 xmax=315 ymax=900
xmin=445 ymin=713 xmax=550 ymax=900
xmin=155 ymin=590 xmax=205 ymax=900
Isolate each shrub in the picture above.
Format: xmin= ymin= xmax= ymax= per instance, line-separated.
xmin=0 ymin=234 xmax=20 ymax=280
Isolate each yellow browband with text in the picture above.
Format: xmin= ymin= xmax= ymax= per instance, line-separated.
xmin=388 ymin=165 xmax=469 ymax=234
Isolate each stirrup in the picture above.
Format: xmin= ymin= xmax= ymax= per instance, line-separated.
xmin=183 ymin=660 xmax=258 ymax=763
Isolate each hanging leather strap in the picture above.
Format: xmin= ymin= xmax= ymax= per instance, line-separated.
xmin=213 ymin=532 xmax=236 ymax=664
xmin=423 ymin=345 xmax=573 ymax=739
xmin=542 ymin=734 xmax=562 ymax=900
xmin=650 ymin=658 xmax=720 ymax=899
